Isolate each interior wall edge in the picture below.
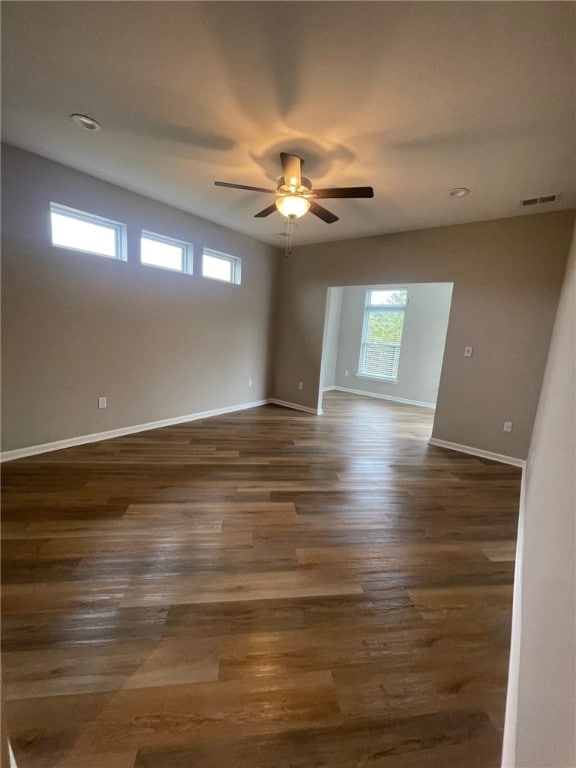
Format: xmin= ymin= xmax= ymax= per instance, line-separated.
xmin=501 ymin=470 xmax=527 ymax=768
xmin=502 ymin=220 xmax=576 ymax=767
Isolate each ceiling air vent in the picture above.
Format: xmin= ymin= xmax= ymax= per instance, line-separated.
xmin=521 ymin=194 xmax=558 ymax=207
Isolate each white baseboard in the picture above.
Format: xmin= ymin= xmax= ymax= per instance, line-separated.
xmin=9 ymin=742 xmax=18 ymax=768
xmin=428 ymin=437 xmax=526 ymax=468
xmin=501 ymin=469 xmax=527 ymax=766
xmin=0 ymin=399 xmax=270 ymax=463
xmin=323 ymin=386 xmax=338 ymax=392
xmin=268 ymin=398 xmax=320 ymax=416
xmin=330 ymin=385 xmax=436 ymax=410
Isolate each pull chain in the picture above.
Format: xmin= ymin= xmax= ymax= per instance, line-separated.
xmin=285 ymin=218 xmax=295 ymax=259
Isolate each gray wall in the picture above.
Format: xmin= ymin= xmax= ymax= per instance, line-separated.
xmin=4 ymin=142 xmax=574 ymax=463
xmin=333 ymin=282 xmax=453 ymax=406
xmin=502 ymin=223 xmax=576 ymax=768
xmin=272 ymin=211 xmax=575 ymax=459
xmin=1 ymin=145 xmax=279 ymax=452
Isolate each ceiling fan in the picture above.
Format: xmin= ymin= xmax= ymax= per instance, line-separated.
xmin=214 ymin=152 xmax=374 ymax=224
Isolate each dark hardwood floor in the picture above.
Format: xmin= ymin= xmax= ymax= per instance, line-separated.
xmin=1 ymin=392 xmax=521 ymax=768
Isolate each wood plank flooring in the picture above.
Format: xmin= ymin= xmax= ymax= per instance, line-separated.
xmin=1 ymin=392 xmax=521 ymax=768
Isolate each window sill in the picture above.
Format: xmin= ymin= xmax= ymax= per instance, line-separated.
xmin=355 ymin=373 xmax=398 ymax=384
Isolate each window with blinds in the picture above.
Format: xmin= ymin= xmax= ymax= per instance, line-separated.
xmin=358 ymin=288 xmax=408 ymax=380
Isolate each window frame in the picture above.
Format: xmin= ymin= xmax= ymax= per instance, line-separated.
xmin=140 ymin=230 xmax=193 ymax=274
xmin=357 ymin=288 xmax=408 ymax=382
xmin=49 ymin=202 xmax=127 ymax=261
xmin=201 ymin=248 xmax=242 ymax=285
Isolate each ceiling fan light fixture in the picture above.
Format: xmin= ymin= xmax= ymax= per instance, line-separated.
xmin=276 ymin=194 xmax=310 ymax=219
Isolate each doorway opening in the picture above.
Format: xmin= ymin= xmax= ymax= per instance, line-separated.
xmin=318 ymin=282 xmax=454 ymax=435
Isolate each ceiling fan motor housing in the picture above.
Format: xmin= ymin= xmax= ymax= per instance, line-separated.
xmin=277 ymin=176 xmax=313 ymax=195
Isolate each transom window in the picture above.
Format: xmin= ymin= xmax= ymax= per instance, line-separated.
xmin=358 ymin=288 xmax=408 ymax=380
xmin=50 ymin=203 xmax=126 ymax=260
xmin=140 ymin=231 xmax=192 ymax=273
xmin=202 ymin=249 xmax=241 ymax=285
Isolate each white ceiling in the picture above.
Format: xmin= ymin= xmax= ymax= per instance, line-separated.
xmin=2 ymin=2 xmax=575 ymax=246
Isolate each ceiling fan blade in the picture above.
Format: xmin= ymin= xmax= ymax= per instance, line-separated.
xmin=311 ymin=186 xmax=374 ymax=199
xmin=254 ymin=203 xmax=278 ymax=218
xmin=280 ymin=153 xmax=302 ymax=189
xmin=215 ymin=181 xmax=275 ymax=193
xmin=309 ymin=201 xmax=339 ymax=224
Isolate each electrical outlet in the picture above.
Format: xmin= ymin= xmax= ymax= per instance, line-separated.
xmin=98 ymin=397 xmax=107 ymax=409
xmin=464 ymin=346 xmax=473 ymax=357
xmin=503 ymin=421 xmax=513 ymax=433
xmin=345 ymin=370 xmax=350 ymax=377
xmin=298 ymin=381 xmax=304 ymax=390
xmin=248 ymin=378 xmax=253 ymax=388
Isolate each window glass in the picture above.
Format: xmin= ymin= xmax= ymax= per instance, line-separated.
xmin=141 ymin=235 xmax=185 ymax=271
xmin=50 ymin=204 xmax=123 ymax=259
xmin=202 ymin=250 xmax=241 ymax=284
xmin=203 ymin=253 xmax=232 ymax=282
xmin=369 ymin=289 xmax=407 ymax=306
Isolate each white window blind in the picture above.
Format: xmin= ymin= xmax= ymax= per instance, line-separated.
xmin=358 ymin=289 xmax=408 ymax=380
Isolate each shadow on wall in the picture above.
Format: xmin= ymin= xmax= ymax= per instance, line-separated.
xmin=319 ymin=282 xmax=454 ymax=413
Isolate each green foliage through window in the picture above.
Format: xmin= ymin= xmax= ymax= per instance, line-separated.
xmin=359 ymin=289 xmax=407 ymax=379
xmin=366 ymin=310 xmax=404 ymax=344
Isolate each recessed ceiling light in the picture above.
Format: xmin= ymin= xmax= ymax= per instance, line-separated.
xmin=70 ymin=113 xmax=101 ymax=132
xmin=449 ymin=187 xmax=470 ymax=198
